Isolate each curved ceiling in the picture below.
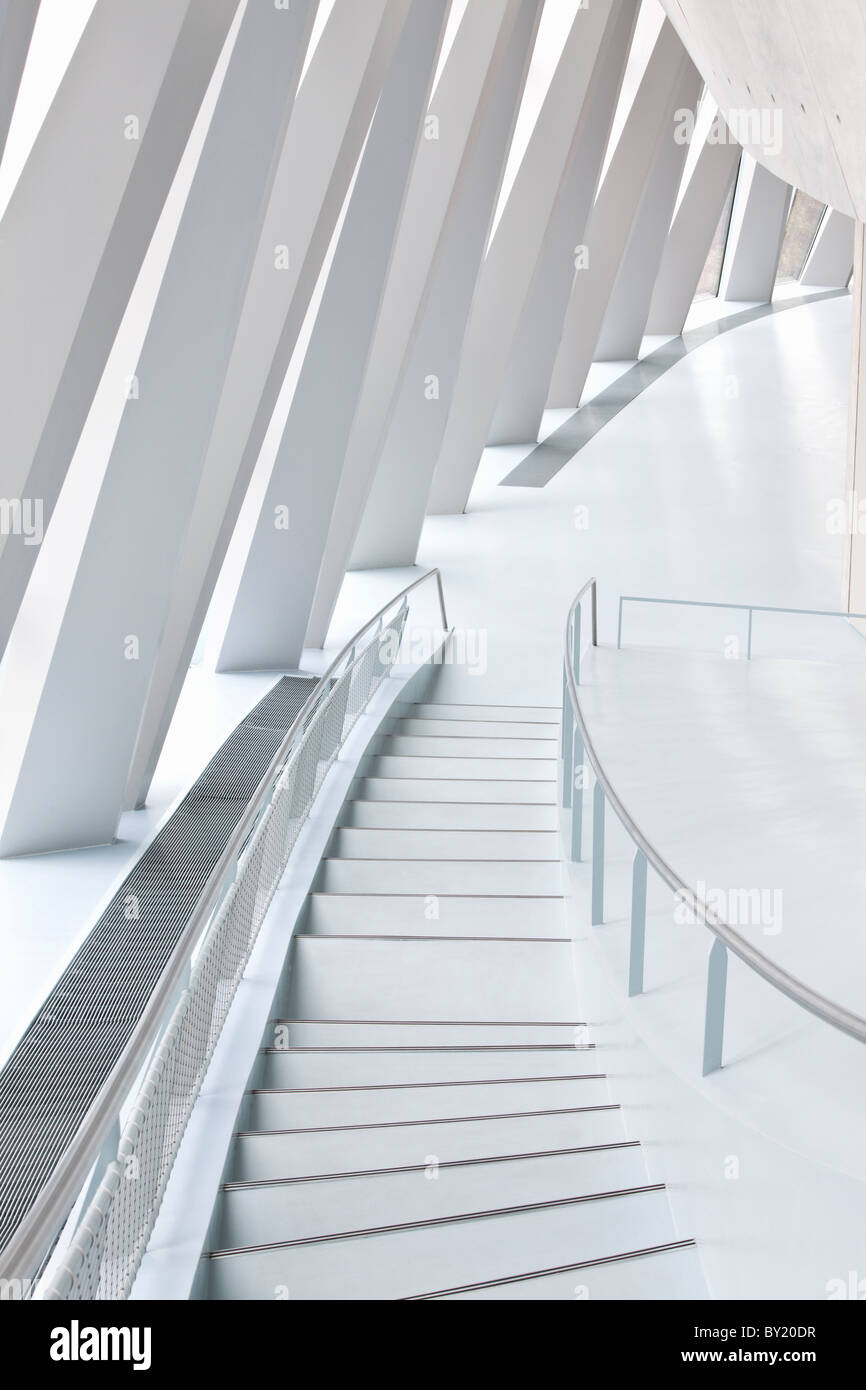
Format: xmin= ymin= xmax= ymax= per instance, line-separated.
xmin=660 ymin=0 xmax=866 ymax=219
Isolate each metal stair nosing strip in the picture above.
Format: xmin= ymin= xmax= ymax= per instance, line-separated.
xmin=221 ymin=1141 xmax=642 ymax=1190
xmin=236 ymin=1104 xmax=621 ymax=1137
xmin=250 ymin=1075 xmax=606 ymax=1094
xmin=263 ymin=1044 xmax=597 ymax=1053
xmin=206 ymin=1184 xmax=667 ymax=1257
xmin=271 ymin=1018 xmax=585 ymax=1026
xmin=293 ymin=934 xmax=572 ymax=943
xmin=403 ymin=717 xmax=559 ymax=725
xmin=403 ymin=1239 xmax=699 ymax=1299
xmin=324 ymin=856 xmax=561 ymax=862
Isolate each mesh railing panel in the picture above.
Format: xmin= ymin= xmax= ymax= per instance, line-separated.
xmin=39 ymin=609 xmax=410 ymax=1300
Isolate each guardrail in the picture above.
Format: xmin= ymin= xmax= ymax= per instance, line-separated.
xmin=563 ymin=578 xmax=866 ymax=1076
xmin=617 ymin=593 xmax=866 ymax=659
xmin=1 ymin=571 xmax=448 ymax=1300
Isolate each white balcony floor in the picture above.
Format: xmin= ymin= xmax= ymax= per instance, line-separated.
xmin=578 ymin=642 xmax=866 ymax=1023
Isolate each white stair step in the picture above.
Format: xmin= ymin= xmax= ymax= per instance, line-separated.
xmin=437 ymin=1241 xmax=706 ymax=1300
xmin=285 ymin=937 xmax=576 ymax=1021
xmin=368 ymin=755 xmax=556 ymax=782
xmin=230 ymin=1107 xmax=626 ymax=1184
xmin=248 ymin=1077 xmax=611 ymax=1131
xmin=314 ymin=859 xmax=562 ymax=896
xmin=329 ymin=828 xmax=558 ymax=861
xmin=267 ymin=1022 xmax=583 ymax=1047
xmin=338 ymin=800 xmax=558 ymax=831
xmin=205 ymin=1186 xmax=675 ymax=1299
xmin=379 ymin=734 xmax=559 ymax=759
xmin=260 ymin=1045 xmax=598 ymax=1089
xmin=300 ymin=893 xmax=568 ymax=937
xmin=215 ymin=1144 xmax=648 ymax=1251
xmin=412 ymin=703 xmax=560 ymax=724
xmin=397 ymin=718 xmax=560 ymax=740
xmin=357 ymin=777 xmax=556 ymax=804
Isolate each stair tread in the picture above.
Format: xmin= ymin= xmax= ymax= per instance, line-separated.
xmin=247 ymin=1078 xmax=612 ymax=1130
xmin=267 ymin=1023 xmax=585 ymax=1047
xmin=285 ymin=936 xmax=576 ymax=1021
xmin=301 ymin=893 xmax=566 ymax=937
xmin=206 ymin=1188 xmax=677 ymax=1299
xmin=259 ymin=1048 xmax=598 ymax=1087
xmin=425 ymin=1241 xmax=706 ymax=1300
xmin=356 ymin=778 xmax=557 ymax=803
xmin=379 ymin=735 xmax=559 ymax=758
xmin=315 ymin=859 xmax=563 ymax=896
xmin=339 ymin=800 xmax=557 ymax=830
xmin=329 ymin=828 xmax=558 ymax=860
xmin=396 ymin=718 xmax=561 ymax=739
xmin=229 ymin=1108 xmax=626 ymax=1183
xmin=412 ymin=703 xmax=560 ymax=723
xmin=368 ymin=755 xmax=556 ymax=781
xmin=215 ymin=1148 xmax=652 ymax=1249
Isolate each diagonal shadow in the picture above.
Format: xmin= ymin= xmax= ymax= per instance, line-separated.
xmin=500 ymin=288 xmax=848 ymax=489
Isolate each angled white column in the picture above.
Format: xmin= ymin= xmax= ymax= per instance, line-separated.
xmin=216 ymin=0 xmax=450 ymax=674
xmin=0 ymin=0 xmax=317 ymax=857
xmin=487 ymin=0 xmax=638 ymax=447
xmin=546 ymin=19 xmax=698 ymax=409
xmin=646 ymin=113 xmax=740 ymax=335
xmin=307 ymin=0 xmax=542 ymax=627
xmin=0 ymin=0 xmax=39 ymax=165
xmin=800 ymin=207 xmax=855 ymax=288
xmin=718 ymin=154 xmax=791 ymax=303
xmin=123 ymin=0 xmax=409 ymax=811
xmin=594 ymin=56 xmax=701 ymax=359
xmin=424 ymin=0 xmax=633 ymax=516
xmin=0 ymin=0 xmax=240 ymax=659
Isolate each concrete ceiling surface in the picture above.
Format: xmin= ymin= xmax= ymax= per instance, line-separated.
xmin=660 ymin=0 xmax=866 ymax=218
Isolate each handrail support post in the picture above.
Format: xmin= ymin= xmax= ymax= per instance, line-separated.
xmin=571 ymin=729 xmax=585 ymax=861
xmin=435 ymin=572 xmax=449 ymax=631
xmin=75 ymin=1116 xmax=121 ymax=1236
xmin=574 ymin=602 xmax=582 ymax=686
xmin=591 ymin=782 xmax=605 ymax=925
xmin=702 ymin=937 xmax=728 ymax=1075
xmin=629 ymin=850 xmax=648 ymax=996
xmin=562 ymin=666 xmax=574 ymax=807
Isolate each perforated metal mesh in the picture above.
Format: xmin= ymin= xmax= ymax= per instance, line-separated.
xmin=40 ymin=610 xmax=407 ymax=1299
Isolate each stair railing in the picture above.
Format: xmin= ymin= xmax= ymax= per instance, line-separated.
xmin=562 ymin=578 xmax=866 ymax=1076
xmin=617 ymin=592 xmax=866 ymax=659
xmin=0 ymin=571 xmax=449 ymax=1300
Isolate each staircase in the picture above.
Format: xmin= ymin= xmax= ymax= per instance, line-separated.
xmin=201 ymin=699 xmax=704 ymax=1300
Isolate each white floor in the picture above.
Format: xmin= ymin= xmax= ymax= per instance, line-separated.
xmin=407 ymin=290 xmax=852 ymax=704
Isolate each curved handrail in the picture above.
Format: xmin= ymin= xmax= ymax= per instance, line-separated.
xmin=0 ymin=569 xmax=449 ymax=1284
xmin=564 ymin=578 xmax=866 ymax=1049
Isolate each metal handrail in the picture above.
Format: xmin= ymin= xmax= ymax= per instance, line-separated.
xmin=563 ymin=578 xmax=866 ymax=1073
xmin=617 ymin=593 xmax=866 ymax=659
xmin=0 ymin=569 xmax=449 ymax=1285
